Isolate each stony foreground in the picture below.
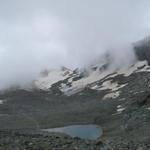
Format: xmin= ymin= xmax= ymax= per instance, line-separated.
xmin=1 ymin=130 xmax=150 ymax=150
xmin=0 ymin=130 xmax=110 ymax=150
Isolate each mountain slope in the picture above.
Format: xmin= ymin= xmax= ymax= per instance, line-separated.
xmin=34 ymin=60 xmax=150 ymax=97
xmin=0 ymin=37 xmax=150 ymax=149
xmin=32 ymin=37 xmax=150 ymax=99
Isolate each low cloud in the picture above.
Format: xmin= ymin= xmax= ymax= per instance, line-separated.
xmin=0 ymin=0 xmax=150 ymax=89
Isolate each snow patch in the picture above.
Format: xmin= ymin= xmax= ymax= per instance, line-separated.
xmin=103 ymin=91 xmax=120 ymax=100
xmin=98 ymin=80 xmax=128 ymax=92
xmin=116 ymin=105 xmax=125 ymax=113
xmin=63 ymin=69 xmax=113 ymax=95
xmin=118 ymin=61 xmax=149 ymax=76
xmin=117 ymin=105 xmax=122 ymax=109
xmin=117 ymin=108 xmax=125 ymax=113
xmin=34 ymin=69 xmax=73 ymax=90
xmin=34 ymin=60 xmax=150 ymax=95
xmin=99 ymin=80 xmax=118 ymax=91
xmin=104 ymin=73 xmax=118 ymax=80
xmin=60 ymin=61 xmax=145 ymax=95
xmin=0 ymin=100 xmax=4 ymax=104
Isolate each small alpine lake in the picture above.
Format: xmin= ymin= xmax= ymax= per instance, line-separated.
xmin=42 ymin=124 xmax=102 ymax=140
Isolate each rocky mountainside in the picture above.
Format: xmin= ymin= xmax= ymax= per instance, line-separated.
xmin=0 ymin=37 xmax=150 ymax=149
xmin=34 ymin=38 xmax=150 ymax=99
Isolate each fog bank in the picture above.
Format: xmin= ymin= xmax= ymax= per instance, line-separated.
xmin=0 ymin=0 xmax=150 ymax=89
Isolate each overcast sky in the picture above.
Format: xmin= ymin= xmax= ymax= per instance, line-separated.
xmin=0 ymin=0 xmax=150 ymax=89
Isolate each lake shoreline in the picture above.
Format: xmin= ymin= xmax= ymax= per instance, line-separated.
xmin=0 ymin=87 xmax=150 ymax=149
xmin=0 ymin=129 xmax=109 ymax=150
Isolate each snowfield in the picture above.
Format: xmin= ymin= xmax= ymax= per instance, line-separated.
xmin=34 ymin=60 xmax=150 ymax=96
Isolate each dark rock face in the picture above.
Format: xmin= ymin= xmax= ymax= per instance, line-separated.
xmin=134 ymin=38 xmax=150 ymax=64
xmin=137 ymin=92 xmax=150 ymax=106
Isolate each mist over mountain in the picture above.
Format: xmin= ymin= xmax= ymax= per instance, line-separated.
xmin=1 ymin=1 xmax=150 ymax=149
xmin=0 ymin=0 xmax=150 ymax=89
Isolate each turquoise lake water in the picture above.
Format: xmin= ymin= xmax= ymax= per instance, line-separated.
xmin=43 ymin=124 xmax=102 ymax=140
